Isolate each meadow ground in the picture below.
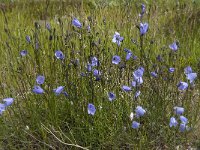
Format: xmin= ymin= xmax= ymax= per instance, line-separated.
xmin=0 ymin=0 xmax=200 ymax=149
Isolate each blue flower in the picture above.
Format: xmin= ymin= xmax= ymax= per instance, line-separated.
xmin=124 ymin=48 xmax=133 ymax=60
xmin=132 ymin=121 xmax=140 ymax=129
xmin=177 ymin=82 xmax=188 ymax=91
xmin=112 ymin=32 xmax=124 ymax=46
xmin=87 ymin=25 xmax=91 ymax=32
xmin=126 ymin=52 xmax=132 ymax=60
xmin=3 ymin=98 xmax=14 ymax=107
xmin=180 ymin=116 xmax=188 ymax=124
xmin=179 ymin=123 xmax=187 ymax=132
xmin=136 ymin=77 xmax=144 ymax=85
xmin=53 ymin=86 xmax=64 ymax=95
xmin=169 ymin=42 xmax=178 ymax=51
xmin=36 ymin=75 xmax=45 ymax=85
xmin=174 ymin=106 xmax=184 ymax=115
xmin=32 ymin=85 xmax=44 ymax=94
xmin=91 ymin=57 xmax=99 ymax=67
xmin=135 ymin=91 xmax=141 ymax=98
xmin=184 ymin=66 xmax=193 ymax=74
xmin=93 ymin=69 xmax=101 ymax=76
xmin=72 ymin=18 xmax=82 ymax=28
xmin=86 ymin=63 xmax=92 ymax=72
xmin=124 ymin=48 xmax=131 ymax=53
xmin=169 ymin=117 xmax=178 ymax=127
xmin=151 ymin=71 xmax=158 ymax=78
xmin=0 ymin=103 xmax=6 ymax=115
xmin=132 ymin=81 xmax=137 ymax=87
xmin=95 ymin=76 xmax=101 ymax=81
xmin=141 ymin=4 xmax=146 ymax=15
xmin=122 ymin=86 xmax=132 ymax=92
xmin=20 ymin=50 xmax=28 ymax=57
xmin=140 ymin=23 xmax=148 ymax=35
xmin=63 ymin=91 xmax=69 ymax=97
xmin=55 ymin=50 xmax=64 ymax=60
xmin=88 ymin=103 xmax=96 ymax=115
xmin=156 ymin=55 xmax=163 ymax=62
xmin=108 ymin=92 xmax=116 ymax=101
xmin=26 ymin=35 xmax=31 ymax=43
xmin=46 ymin=23 xmax=51 ymax=31
xmin=133 ymin=67 xmax=144 ymax=80
xmin=112 ymin=55 xmax=121 ymax=65
xmin=135 ymin=106 xmax=146 ymax=117
xmin=169 ymin=67 xmax=175 ymax=73
xmin=186 ymin=73 xmax=197 ymax=83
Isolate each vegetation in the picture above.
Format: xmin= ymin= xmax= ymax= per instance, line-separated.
xmin=0 ymin=0 xmax=200 ymax=149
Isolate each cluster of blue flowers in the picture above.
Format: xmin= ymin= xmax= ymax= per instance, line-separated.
xmin=177 ymin=66 xmax=197 ymax=91
xmin=6 ymin=3 xmax=197 ymax=135
xmin=32 ymin=74 xmax=67 ymax=96
xmin=169 ymin=107 xmax=189 ymax=132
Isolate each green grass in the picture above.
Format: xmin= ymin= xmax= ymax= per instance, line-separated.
xmin=0 ymin=0 xmax=200 ymax=149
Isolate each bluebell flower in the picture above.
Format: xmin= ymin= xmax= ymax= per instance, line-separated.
xmin=72 ymin=18 xmax=82 ymax=28
xmin=93 ymin=69 xmax=101 ymax=76
xmin=0 ymin=103 xmax=6 ymax=115
xmin=112 ymin=32 xmax=124 ymax=46
xmin=20 ymin=50 xmax=28 ymax=57
xmin=53 ymin=86 xmax=64 ymax=95
xmin=80 ymin=72 xmax=86 ymax=77
xmin=63 ymin=91 xmax=69 ymax=97
xmin=132 ymin=81 xmax=137 ymax=87
xmin=46 ymin=23 xmax=51 ymax=31
xmin=186 ymin=73 xmax=197 ymax=83
xmin=91 ymin=57 xmax=98 ymax=67
xmin=135 ymin=106 xmax=146 ymax=117
xmin=151 ymin=71 xmax=158 ymax=78
xmin=133 ymin=55 xmax=138 ymax=60
xmin=108 ymin=92 xmax=116 ymax=101
xmin=141 ymin=4 xmax=146 ymax=15
xmin=36 ymin=75 xmax=45 ymax=85
xmin=156 ymin=55 xmax=163 ymax=62
xmin=32 ymin=85 xmax=44 ymax=94
xmin=26 ymin=35 xmax=31 ymax=43
xmin=140 ymin=23 xmax=148 ymax=35
xmin=112 ymin=55 xmax=121 ymax=65
xmin=126 ymin=52 xmax=132 ymax=60
xmin=87 ymin=25 xmax=91 ymax=32
xmin=174 ymin=106 xmax=184 ymax=115
xmin=86 ymin=63 xmax=92 ymax=72
xmin=88 ymin=103 xmax=96 ymax=115
xmin=133 ymin=67 xmax=144 ymax=80
xmin=180 ymin=116 xmax=188 ymax=124
xmin=122 ymin=86 xmax=132 ymax=92
xmin=169 ymin=117 xmax=178 ymax=127
xmin=124 ymin=48 xmax=131 ymax=53
xmin=95 ymin=76 xmax=101 ymax=81
xmin=177 ymin=82 xmax=188 ymax=91
xmin=134 ymin=77 xmax=143 ymax=86
xmin=135 ymin=91 xmax=141 ymax=98
xmin=132 ymin=79 xmax=143 ymax=87
xmin=179 ymin=123 xmax=186 ymax=132
xmin=169 ymin=42 xmax=178 ymax=51
xmin=184 ymin=66 xmax=193 ymax=74
xmin=124 ymin=48 xmax=133 ymax=60
xmin=169 ymin=67 xmax=175 ymax=73
xmin=55 ymin=50 xmax=64 ymax=60
xmin=3 ymin=98 xmax=14 ymax=106
xmin=132 ymin=121 xmax=140 ymax=129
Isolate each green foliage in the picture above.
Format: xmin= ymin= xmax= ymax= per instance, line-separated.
xmin=0 ymin=0 xmax=200 ymax=149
